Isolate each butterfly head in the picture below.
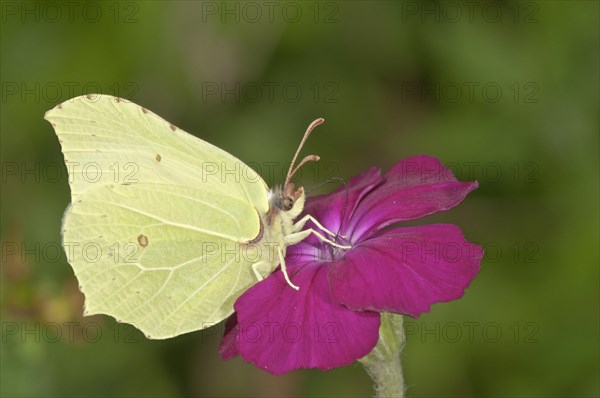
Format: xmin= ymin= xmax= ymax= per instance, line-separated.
xmin=269 ymin=183 xmax=305 ymax=219
xmin=268 ymin=118 xmax=324 ymax=221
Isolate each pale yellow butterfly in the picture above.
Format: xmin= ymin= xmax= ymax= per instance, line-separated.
xmin=45 ymin=94 xmax=347 ymax=339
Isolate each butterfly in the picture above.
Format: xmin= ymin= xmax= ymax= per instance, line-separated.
xmin=45 ymin=94 xmax=348 ymax=339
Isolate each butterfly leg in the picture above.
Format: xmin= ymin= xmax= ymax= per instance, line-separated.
xmin=251 ymin=261 xmax=271 ymax=281
xmin=278 ymin=248 xmax=300 ymax=291
xmin=292 ymin=214 xmax=337 ymax=237
xmin=251 ymin=253 xmax=300 ymax=291
xmin=285 ymin=229 xmax=351 ymax=249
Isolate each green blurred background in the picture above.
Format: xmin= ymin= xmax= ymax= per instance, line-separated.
xmin=1 ymin=1 xmax=598 ymax=397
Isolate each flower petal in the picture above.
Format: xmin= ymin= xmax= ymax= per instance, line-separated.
xmin=329 ymin=224 xmax=483 ymax=317
xmin=302 ymin=167 xmax=381 ymax=242
xmin=231 ymin=260 xmax=380 ymax=375
xmin=347 ymin=156 xmax=478 ymax=241
xmin=218 ymin=314 xmax=240 ymax=360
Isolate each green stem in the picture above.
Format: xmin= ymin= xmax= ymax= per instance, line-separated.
xmin=359 ymin=313 xmax=406 ymax=398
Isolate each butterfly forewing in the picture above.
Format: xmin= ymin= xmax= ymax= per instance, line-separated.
xmin=46 ymin=95 xmax=270 ymax=338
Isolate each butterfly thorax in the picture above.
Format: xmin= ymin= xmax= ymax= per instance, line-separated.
xmin=248 ymin=184 xmax=305 ymax=278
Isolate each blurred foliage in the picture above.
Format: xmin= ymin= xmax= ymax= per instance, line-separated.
xmin=1 ymin=1 xmax=598 ymax=397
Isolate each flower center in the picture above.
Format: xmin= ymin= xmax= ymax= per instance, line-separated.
xmin=320 ymin=234 xmax=352 ymax=262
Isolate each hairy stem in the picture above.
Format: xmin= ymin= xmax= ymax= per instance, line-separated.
xmin=359 ymin=313 xmax=406 ymax=398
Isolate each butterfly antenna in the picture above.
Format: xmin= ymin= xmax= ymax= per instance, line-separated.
xmin=285 ymin=118 xmax=324 ymax=187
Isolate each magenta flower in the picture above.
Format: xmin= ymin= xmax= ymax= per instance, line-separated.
xmin=219 ymin=156 xmax=483 ymax=375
